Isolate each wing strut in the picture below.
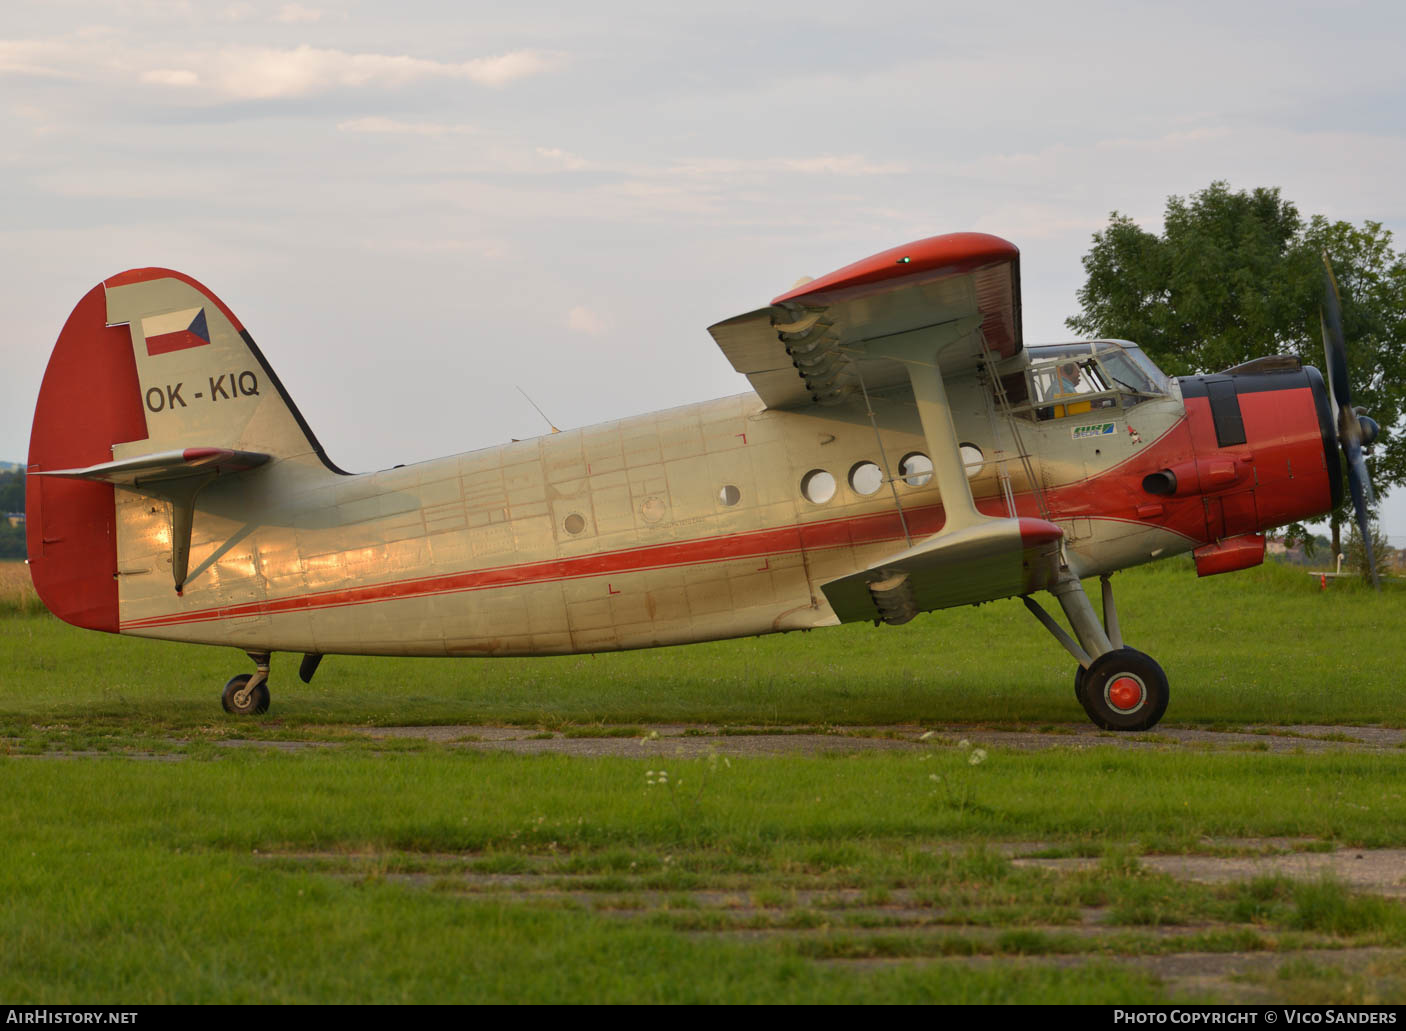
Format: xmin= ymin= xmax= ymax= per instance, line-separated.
xmin=861 ymin=316 xmax=988 ymax=532
xmin=854 ymin=365 xmax=912 ymax=548
xmin=818 ymin=319 xmax=1065 ymax=624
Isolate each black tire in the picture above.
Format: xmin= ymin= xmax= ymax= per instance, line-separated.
xmin=1074 ymin=664 xmax=1088 ymax=704
xmin=221 ymin=673 xmax=270 ymax=715
xmin=1077 ymin=648 xmax=1168 ymax=732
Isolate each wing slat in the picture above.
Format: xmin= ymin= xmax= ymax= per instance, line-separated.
xmin=707 ymin=232 xmax=1022 ymax=410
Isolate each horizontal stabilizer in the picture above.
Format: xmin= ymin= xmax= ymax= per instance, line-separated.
xmin=37 ymin=447 xmax=270 ymax=594
xmin=37 ymin=447 xmax=270 ymax=488
xmin=821 ymin=517 xmax=1063 ymax=624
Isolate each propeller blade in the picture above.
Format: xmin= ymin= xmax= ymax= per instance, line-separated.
xmin=1321 ymin=254 xmax=1352 ymax=417
xmin=1321 ymin=253 xmax=1379 ymax=589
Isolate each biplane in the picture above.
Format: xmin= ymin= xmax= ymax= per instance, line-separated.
xmin=25 ymin=232 xmax=1377 ymax=730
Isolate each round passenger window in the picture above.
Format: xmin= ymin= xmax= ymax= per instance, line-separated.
xmin=899 ymin=452 xmax=933 ymax=488
xmin=801 ymin=469 xmax=837 ymax=504
xmin=959 ymin=443 xmax=984 ymax=478
xmin=718 ymin=484 xmax=741 ymax=507
xmin=849 ymin=461 xmax=883 ymax=496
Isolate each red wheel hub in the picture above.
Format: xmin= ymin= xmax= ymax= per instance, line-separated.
xmin=1107 ymin=676 xmax=1144 ymax=711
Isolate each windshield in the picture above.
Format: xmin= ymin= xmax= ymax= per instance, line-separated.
xmin=1097 ymin=341 xmax=1171 ymax=395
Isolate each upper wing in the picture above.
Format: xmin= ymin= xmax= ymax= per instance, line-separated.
xmin=708 ymin=232 xmax=1021 ymax=409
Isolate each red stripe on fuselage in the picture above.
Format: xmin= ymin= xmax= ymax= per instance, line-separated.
xmin=117 ymin=417 xmax=1200 ymax=632
xmin=121 ymin=503 xmax=950 ymax=630
xmin=119 ymin=386 xmax=1334 ymax=633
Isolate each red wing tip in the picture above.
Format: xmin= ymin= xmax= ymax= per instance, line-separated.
xmin=771 ymin=231 xmax=1020 ymax=305
xmin=1018 ymin=518 xmax=1064 ymax=546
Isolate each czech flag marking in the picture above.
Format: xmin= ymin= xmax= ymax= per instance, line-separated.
xmin=143 ymin=307 xmax=210 ymax=356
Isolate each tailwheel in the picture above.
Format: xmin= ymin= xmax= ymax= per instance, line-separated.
xmin=221 ymin=673 xmax=270 ymax=715
xmin=1078 ymin=648 xmax=1168 ymax=732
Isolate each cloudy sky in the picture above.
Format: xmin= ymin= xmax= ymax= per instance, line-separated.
xmin=4 ymin=0 xmax=1406 ymax=533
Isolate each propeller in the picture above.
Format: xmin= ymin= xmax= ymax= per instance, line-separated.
xmin=1320 ymin=254 xmax=1381 ymax=587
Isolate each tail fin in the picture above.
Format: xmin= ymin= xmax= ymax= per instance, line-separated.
xmin=27 ymin=268 xmax=341 ymax=629
xmin=101 ymin=268 xmax=338 ymax=466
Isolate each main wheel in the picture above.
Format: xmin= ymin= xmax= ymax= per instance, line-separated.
xmin=221 ymin=673 xmax=270 ymax=715
xmin=1077 ymin=648 xmax=1168 ymax=732
xmin=1074 ymin=664 xmax=1088 ymax=704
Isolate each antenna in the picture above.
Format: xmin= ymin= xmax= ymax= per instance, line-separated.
xmin=516 ymin=386 xmax=561 ymax=434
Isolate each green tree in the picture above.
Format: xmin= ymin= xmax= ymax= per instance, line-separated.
xmin=0 ymin=470 xmax=28 ymax=560
xmin=0 ymin=522 xmax=23 ymax=560
xmin=0 ymin=469 xmax=22 ymax=514
xmin=1067 ymin=182 xmax=1406 ymax=555
xmin=1347 ymin=522 xmax=1392 ymax=584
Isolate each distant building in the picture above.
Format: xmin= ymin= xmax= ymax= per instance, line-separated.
xmin=5 ymin=514 xmax=22 ymax=528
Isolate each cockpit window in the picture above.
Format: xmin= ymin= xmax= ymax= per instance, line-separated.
xmin=1008 ymin=340 xmax=1171 ymax=422
xmin=1030 ymin=358 xmax=1109 ymax=404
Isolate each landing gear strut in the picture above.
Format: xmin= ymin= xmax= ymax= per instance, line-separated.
xmin=221 ymin=651 xmax=271 ymax=715
xmin=1025 ymin=574 xmax=1169 ymax=731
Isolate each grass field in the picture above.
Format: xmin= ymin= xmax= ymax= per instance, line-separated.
xmin=0 ymin=560 xmax=43 ymax=617
xmin=2 ymin=558 xmax=1405 ymax=1003
xmin=3 ymin=556 xmax=1404 ymax=729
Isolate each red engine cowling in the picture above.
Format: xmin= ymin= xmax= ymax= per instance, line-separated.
xmin=1175 ymin=366 xmax=1339 ymax=543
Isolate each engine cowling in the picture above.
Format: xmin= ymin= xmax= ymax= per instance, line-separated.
xmin=1174 ymin=365 xmax=1338 ymax=541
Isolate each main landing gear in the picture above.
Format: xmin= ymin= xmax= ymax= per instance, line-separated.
xmin=1025 ymin=574 xmax=1169 ymax=731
